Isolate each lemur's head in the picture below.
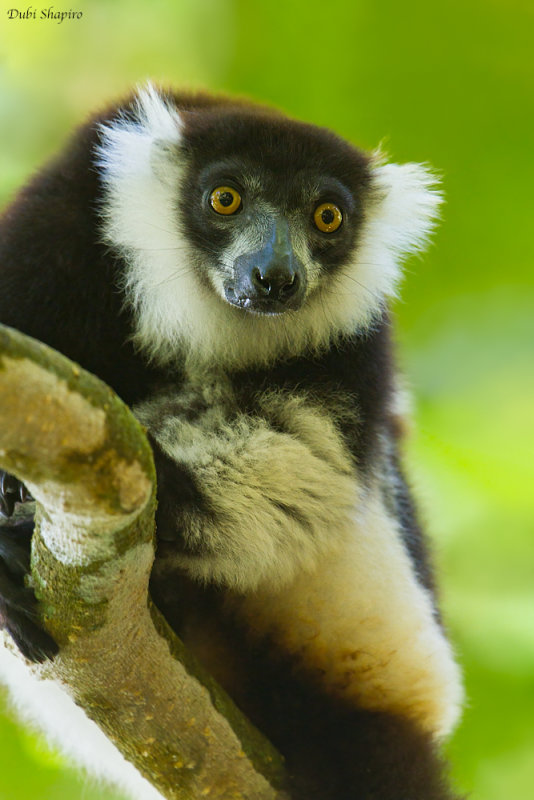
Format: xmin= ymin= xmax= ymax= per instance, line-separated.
xmin=98 ymin=85 xmax=440 ymax=369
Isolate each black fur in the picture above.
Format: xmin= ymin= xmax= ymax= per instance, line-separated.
xmin=0 ymin=88 xmax=461 ymax=800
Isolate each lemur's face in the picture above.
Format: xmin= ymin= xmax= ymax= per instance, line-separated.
xmin=98 ymin=86 xmax=440 ymax=367
xmin=177 ymin=110 xmax=370 ymax=316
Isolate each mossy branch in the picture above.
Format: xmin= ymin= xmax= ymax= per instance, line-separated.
xmin=0 ymin=323 xmax=289 ymax=800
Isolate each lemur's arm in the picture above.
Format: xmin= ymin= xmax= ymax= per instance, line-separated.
xmin=135 ymin=386 xmax=357 ymax=592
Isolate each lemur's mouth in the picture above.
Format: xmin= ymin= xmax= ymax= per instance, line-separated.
xmin=224 ymin=287 xmax=301 ymax=315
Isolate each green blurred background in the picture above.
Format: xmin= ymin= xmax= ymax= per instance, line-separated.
xmin=0 ymin=0 xmax=532 ymax=797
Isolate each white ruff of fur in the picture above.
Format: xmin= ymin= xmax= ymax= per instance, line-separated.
xmin=97 ymin=85 xmax=442 ymax=369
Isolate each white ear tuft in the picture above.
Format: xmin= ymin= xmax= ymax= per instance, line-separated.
xmin=133 ymin=82 xmax=184 ymax=143
xmin=323 ymin=159 xmax=443 ymax=333
xmin=96 ymin=83 xmax=187 ymax=315
xmin=369 ymin=161 xmax=443 ymax=260
xmin=96 ymin=83 xmax=183 ymax=189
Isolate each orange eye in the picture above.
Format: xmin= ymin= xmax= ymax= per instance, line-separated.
xmin=313 ymin=202 xmax=343 ymax=233
xmin=209 ymin=186 xmax=242 ymax=215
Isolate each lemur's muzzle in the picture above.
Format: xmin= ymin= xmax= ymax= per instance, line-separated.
xmin=224 ymin=218 xmax=306 ymax=314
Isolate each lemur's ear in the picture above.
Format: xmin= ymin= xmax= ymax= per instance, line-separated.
xmin=334 ymin=157 xmax=442 ymax=317
xmin=368 ymin=157 xmax=443 ymax=261
xmin=96 ymin=82 xmax=183 ymax=194
xmin=96 ymin=83 xmax=184 ymax=254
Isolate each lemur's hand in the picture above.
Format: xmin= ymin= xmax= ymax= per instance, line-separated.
xmin=0 ymin=472 xmax=58 ymax=662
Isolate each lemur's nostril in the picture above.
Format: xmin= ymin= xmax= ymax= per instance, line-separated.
xmin=280 ymin=273 xmax=298 ymax=297
xmin=252 ymin=268 xmax=271 ymax=293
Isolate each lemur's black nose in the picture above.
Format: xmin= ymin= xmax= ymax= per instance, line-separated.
xmin=251 ymin=266 xmax=300 ymax=301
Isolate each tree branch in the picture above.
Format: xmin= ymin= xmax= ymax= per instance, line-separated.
xmin=0 ymin=323 xmax=289 ymax=800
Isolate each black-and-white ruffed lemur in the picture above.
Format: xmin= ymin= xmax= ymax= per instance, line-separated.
xmin=0 ymin=85 xmax=464 ymax=800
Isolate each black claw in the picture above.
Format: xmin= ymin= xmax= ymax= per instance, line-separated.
xmin=0 ymin=471 xmax=33 ymax=518
xmin=19 ymin=484 xmax=33 ymax=503
xmin=1 ymin=472 xmax=20 ymax=496
xmin=0 ymin=492 xmax=15 ymax=518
